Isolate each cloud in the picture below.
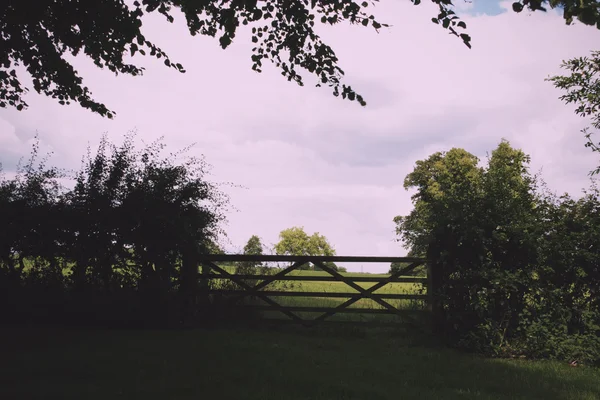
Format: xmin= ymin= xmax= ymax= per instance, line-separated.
xmin=1 ymin=1 xmax=599 ymax=272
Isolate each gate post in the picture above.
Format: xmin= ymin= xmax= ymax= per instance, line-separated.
xmin=181 ymin=244 xmax=201 ymax=326
xmin=427 ymin=258 xmax=444 ymax=335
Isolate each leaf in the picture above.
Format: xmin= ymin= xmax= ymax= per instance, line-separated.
xmin=219 ymin=35 xmax=232 ymax=48
xmin=460 ymin=33 xmax=472 ymax=49
xmin=457 ymin=21 xmax=467 ymax=29
xmin=512 ymin=2 xmax=524 ymax=13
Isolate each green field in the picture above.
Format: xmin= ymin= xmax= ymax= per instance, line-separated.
xmin=1 ymin=326 xmax=598 ymax=400
xmin=210 ymin=266 xmax=427 ymax=323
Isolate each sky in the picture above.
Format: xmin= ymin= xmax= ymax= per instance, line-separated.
xmin=1 ymin=0 xmax=599 ymax=272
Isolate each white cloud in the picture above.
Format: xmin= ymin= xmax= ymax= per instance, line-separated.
xmin=1 ymin=1 xmax=599 ymax=272
xmin=454 ymin=0 xmax=476 ymax=12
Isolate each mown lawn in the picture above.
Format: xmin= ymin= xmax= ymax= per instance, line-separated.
xmin=0 ymin=326 xmax=598 ymax=400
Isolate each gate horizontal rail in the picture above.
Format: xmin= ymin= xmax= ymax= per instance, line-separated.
xmin=203 ymin=274 xmax=427 ymax=284
xmin=199 ymin=255 xmax=425 ymax=263
xmin=207 ymin=289 xmax=426 ymax=300
xmin=241 ymin=305 xmax=427 ymax=314
xmin=198 ymin=255 xmax=430 ymax=328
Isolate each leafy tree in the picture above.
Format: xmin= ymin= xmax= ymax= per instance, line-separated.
xmin=8 ymin=0 xmax=596 ymax=117
xmin=509 ymin=183 xmax=600 ymax=364
xmin=235 ymin=235 xmax=264 ymax=275
xmin=274 ymin=226 xmax=338 ymax=270
xmin=395 ymin=139 xmax=600 ymax=364
xmin=0 ymin=133 xmax=229 ymax=327
xmin=0 ymin=140 xmax=67 ymax=289
xmin=394 ymin=146 xmax=484 ymax=256
xmin=243 ymin=235 xmax=264 ymax=256
xmin=548 ymin=51 xmax=600 ymax=175
xmin=0 ymin=0 xmax=472 ymax=116
xmin=395 ymin=140 xmax=541 ymax=349
xmin=477 ymin=141 xmax=541 ymax=338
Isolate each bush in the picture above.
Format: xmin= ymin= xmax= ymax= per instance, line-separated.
xmin=396 ymin=141 xmax=600 ymax=365
xmin=0 ymin=133 xmax=229 ymax=328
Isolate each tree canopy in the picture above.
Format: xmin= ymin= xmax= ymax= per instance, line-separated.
xmin=274 ymin=226 xmax=338 ymax=270
xmin=394 ymin=139 xmax=600 ymax=364
xmin=0 ymin=133 xmax=229 ymax=326
xmin=243 ymin=235 xmax=264 ymax=256
xmin=235 ymin=234 xmax=265 ymax=274
xmin=2 ymin=0 xmax=596 ymax=117
xmin=548 ymin=50 xmax=600 ymax=175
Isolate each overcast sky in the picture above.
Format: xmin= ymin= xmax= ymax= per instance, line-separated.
xmin=1 ymin=0 xmax=599 ymax=272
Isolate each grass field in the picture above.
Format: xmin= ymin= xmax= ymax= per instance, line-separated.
xmin=2 ymin=266 xmax=598 ymax=399
xmin=1 ymin=326 xmax=598 ymax=400
xmin=211 ymin=265 xmax=427 ymax=323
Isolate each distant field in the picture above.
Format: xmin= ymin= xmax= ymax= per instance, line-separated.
xmin=209 ymin=265 xmax=427 ymax=323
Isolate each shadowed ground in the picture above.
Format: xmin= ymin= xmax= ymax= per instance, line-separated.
xmin=1 ymin=326 xmax=598 ymax=400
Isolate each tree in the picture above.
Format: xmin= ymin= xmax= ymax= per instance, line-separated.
xmin=6 ymin=1 xmax=595 ymax=118
xmin=394 ymin=140 xmax=600 ymax=364
xmin=548 ymin=51 xmax=600 ymax=175
xmin=395 ymin=140 xmax=541 ymax=349
xmin=0 ymin=133 xmax=229 ymax=327
xmin=243 ymin=235 xmax=264 ymax=256
xmin=235 ymin=235 xmax=264 ymax=275
xmin=274 ymin=226 xmax=338 ymax=270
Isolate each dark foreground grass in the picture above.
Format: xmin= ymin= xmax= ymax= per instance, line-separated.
xmin=1 ymin=325 xmax=599 ymax=400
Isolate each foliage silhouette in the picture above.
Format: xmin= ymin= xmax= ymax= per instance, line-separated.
xmin=395 ymin=139 xmax=600 ymax=365
xmin=548 ymin=50 xmax=600 ymax=175
xmin=0 ymin=133 xmax=228 ymax=327
xmin=6 ymin=1 xmax=597 ymax=116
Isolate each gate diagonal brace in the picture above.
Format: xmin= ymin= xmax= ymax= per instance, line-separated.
xmin=311 ymin=261 xmax=424 ymax=327
xmin=201 ymin=261 xmax=310 ymax=327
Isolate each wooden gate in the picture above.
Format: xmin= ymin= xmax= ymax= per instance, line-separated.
xmin=198 ymin=255 xmax=433 ymax=328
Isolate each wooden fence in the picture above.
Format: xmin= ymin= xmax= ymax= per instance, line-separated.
xmin=198 ymin=255 xmax=434 ymax=328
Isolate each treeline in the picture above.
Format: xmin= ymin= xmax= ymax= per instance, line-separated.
xmin=396 ymin=140 xmax=600 ymax=365
xmin=235 ymin=228 xmax=347 ymax=273
xmin=0 ymin=134 xmax=228 ymax=327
